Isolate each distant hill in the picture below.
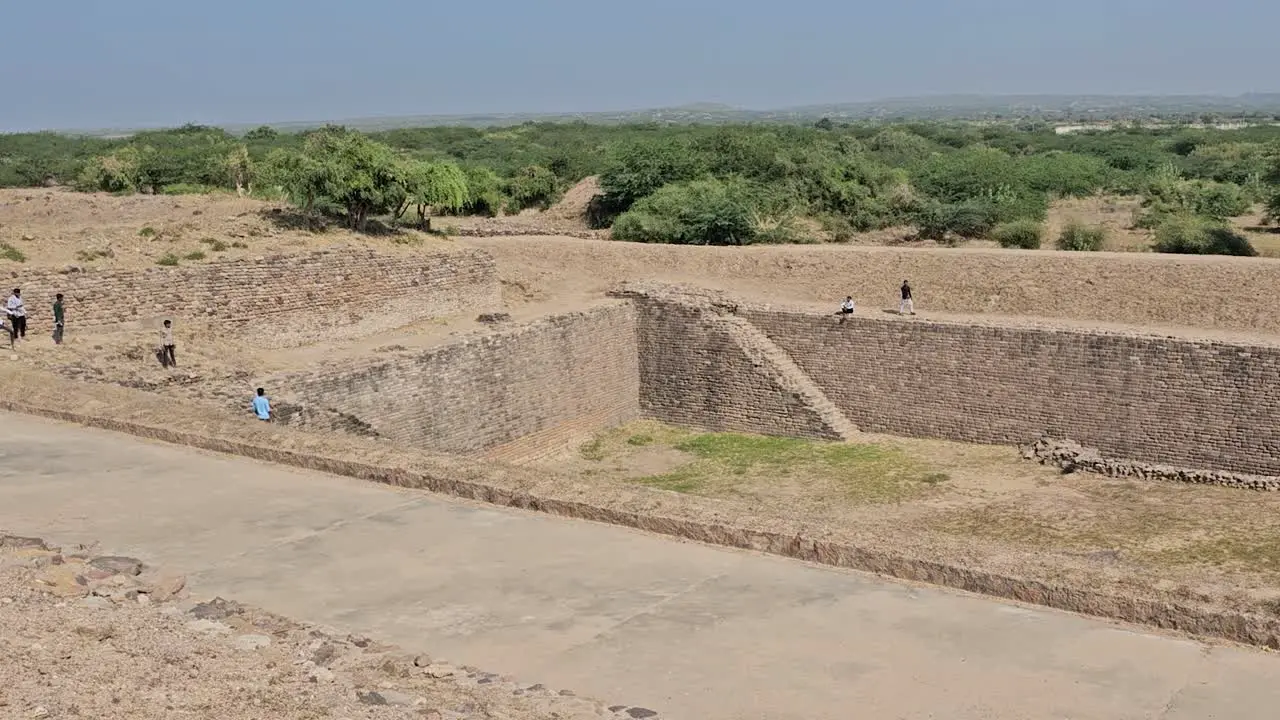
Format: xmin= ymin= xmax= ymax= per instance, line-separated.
xmin=65 ymin=93 xmax=1280 ymax=137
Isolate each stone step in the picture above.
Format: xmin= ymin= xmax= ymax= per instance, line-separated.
xmin=714 ymin=315 xmax=859 ymax=442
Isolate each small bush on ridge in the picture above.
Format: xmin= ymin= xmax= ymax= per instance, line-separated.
xmin=1153 ymin=216 xmax=1257 ymax=256
xmin=992 ymin=220 xmax=1044 ymax=249
xmin=1057 ymin=222 xmax=1106 ymax=251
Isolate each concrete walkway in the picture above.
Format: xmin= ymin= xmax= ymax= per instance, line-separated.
xmin=1 ymin=414 xmax=1277 ymax=720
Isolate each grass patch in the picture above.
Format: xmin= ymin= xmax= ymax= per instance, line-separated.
xmin=1150 ymin=534 xmax=1280 ymax=574
xmin=75 ymin=248 xmax=114 ymax=262
xmin=183 ymin=250 xmax=207 ymax=261
xmin=155 ymin=253 xmax=180 ymax=267
xmin=0 ymin=242 xmax=26 ymax=263
xmin=579 ymin=437 xmax=607 ymax=461
xmin=199 ymin=237 xmax=229 ymax=252
xmin=582 ymin=425 xmax=950 ymax=504
xmin=230 ymin=240 xmax=249 ymax=249
xmin=138 ymin=226 xmax=157 ymax=238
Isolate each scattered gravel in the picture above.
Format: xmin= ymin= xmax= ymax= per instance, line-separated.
xmin=0 ymin=533 xmax=659 ymax=720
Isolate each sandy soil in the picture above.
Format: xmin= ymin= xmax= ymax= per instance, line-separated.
xmin=0 ymin=188 xmax=454 ymax=269
xmin=0 ymin=535 xmax=633 ymax=720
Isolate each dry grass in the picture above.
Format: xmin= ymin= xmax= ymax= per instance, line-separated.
xmin=551 ymin=421 xmax=1280 ymax=611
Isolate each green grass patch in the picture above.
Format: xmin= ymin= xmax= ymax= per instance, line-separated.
xmin=199 ymin=237 xmax=229 ymax=252
xmin=624 ymin=428 xmax=945 ymax=503
xmin=0 ymin=243 xmax=26 ymax=263
xmin=183 ymin=250 xmax=207 ymax=261
xmin=138 ymin=226 xmax=157 ymax=238
xmin=155 ymin=253 xmax=180 ymax=266
xmin=230 ymin=240 xmax=249 ymax=249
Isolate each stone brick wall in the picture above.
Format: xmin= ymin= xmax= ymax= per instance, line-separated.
xmin=5 ymin=248 xmax=500 ymax=347
xmin=744 ymin=308 xmax=1280 ymax=475
xmin=630 ymin=297 xmax=837 ymax=439
xmin=622 ymin=285 xmax=1280 ymax=477
xmin=268 ymin=302 xmax=641 ymax=455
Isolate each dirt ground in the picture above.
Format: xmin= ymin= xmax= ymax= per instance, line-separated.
xmin=550 ymin=421 xmax=1280 ymax=616
xmin=0 ymin=535 xmax=633 ymax=720
xmin=0 ymin=188 xmax=454 ymax=270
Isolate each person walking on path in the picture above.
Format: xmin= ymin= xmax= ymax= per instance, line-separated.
xmin=6 ymin=288 xmax=26 ymax=340
xmin=899 ymin=280 xmax=915 ymax=316
xmin=252 ymin=387 xmax=272 ymax=422
xmin=160 ymin=319 xmax=176 ymax=367
xmin=52 ymin=294 xmax=65 ymax=345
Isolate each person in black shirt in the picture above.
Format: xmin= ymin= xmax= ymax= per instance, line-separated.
xmin=899 ymin=280 xmax=915 ymax=315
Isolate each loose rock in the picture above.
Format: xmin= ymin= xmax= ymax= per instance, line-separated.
xmin=87 ymin=556 xmax=144 ymax=576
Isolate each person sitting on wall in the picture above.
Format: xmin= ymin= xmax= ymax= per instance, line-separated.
xmin=838 ymin=296 xmax=855 ymax=323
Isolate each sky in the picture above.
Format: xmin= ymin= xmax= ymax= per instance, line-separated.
xmin=1 ymin=0 xmax=1276 ymax=132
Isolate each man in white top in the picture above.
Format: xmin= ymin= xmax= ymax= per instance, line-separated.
xmin=6 ymin=288 xmax=25 ymax=340
xmin=838 ymin=295 xmax=855 ymax=323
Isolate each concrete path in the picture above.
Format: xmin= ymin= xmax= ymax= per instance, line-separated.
xmin=1 ymin=414 xmax=1277 ymax=720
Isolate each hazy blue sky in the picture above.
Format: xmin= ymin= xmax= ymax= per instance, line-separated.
xmin=1 ymin=0 xmax=1275 ymax=131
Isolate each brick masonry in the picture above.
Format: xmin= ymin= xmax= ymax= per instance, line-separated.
xmin=4 ymin=247 xmax=501 ymax=348
xmin=620 ymin=284 xmax=1280 ymax=477
xmin=267 ymin=302 xmax=641 ymax=455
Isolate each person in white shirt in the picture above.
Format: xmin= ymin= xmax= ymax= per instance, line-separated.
xmin=6 ymin=288 xmax=26 ymax=340
xmin=838 ymin=295 xmax=856 ymax=323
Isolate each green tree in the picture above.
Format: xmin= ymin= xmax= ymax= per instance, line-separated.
xmin=612 ymin=178 xmax=760 ymax=246
xmin=244 ymin=125 xmax=279 ymax=141
xmin=458 ymin=166 xmax=506 ymax=217
xmin=225 ymin=145 xmax=253 ymax=195
xmin=394 ymin=161 xmax=468 ymax=230
xmin=597 ymin=138 xmax=706 ymax=215
xmin=259 ymin=129 xmax=400 ymax=230
xmin=74 ymin=147 xmax=141 ymax=193
xmin=505 ymin=165 xmax=559 ymax=211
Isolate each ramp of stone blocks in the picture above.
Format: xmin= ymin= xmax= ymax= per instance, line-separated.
xmin=714 ymin=314 xmax=859 ymax=442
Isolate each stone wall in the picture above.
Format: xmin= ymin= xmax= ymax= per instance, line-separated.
xmin=7 ymin=247 xmax=500 ymax=347
xmin=629 ymin=296 xmax=838 ymax=440
xmin=268 ymin=303 xmax=641 ymax=455
xmin=620 ymin=285 xmax=1280 ymax=477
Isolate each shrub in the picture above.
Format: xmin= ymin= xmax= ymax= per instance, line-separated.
xmin=183 ymin=250 xmax=207 ymax=261
xmin=1057 ymin=222 xmax=1106 ymax=251
xmin=992 ymin=220 xmax=1044 ymax=249
xmin=155 ymin=253 xmax=180 ymax=266
xmin=505 ymin=165 xmax=559 ymax=212
xmin=230 ymin=240 xmax=249 ymax=249
xmin=199 ymin=237 xmax=229 ymax=251
xmin=611 ymin=178 xmax=759 ymax=245
xmin=914 ymin=201 xmax=999 ymax=241
xmin=0 ymin=243 xmax=26 ymax=263
xmin=138 ymin=226 xmax=157 ymax=238
xmin=1153 ymin=216 xmax=1257 ymax=256
xmin=1266 ymin=191 xmax=1280 ymax=225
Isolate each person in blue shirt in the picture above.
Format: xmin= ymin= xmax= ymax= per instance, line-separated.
xmin=252 ymin=387 xmax=272 ymax=422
